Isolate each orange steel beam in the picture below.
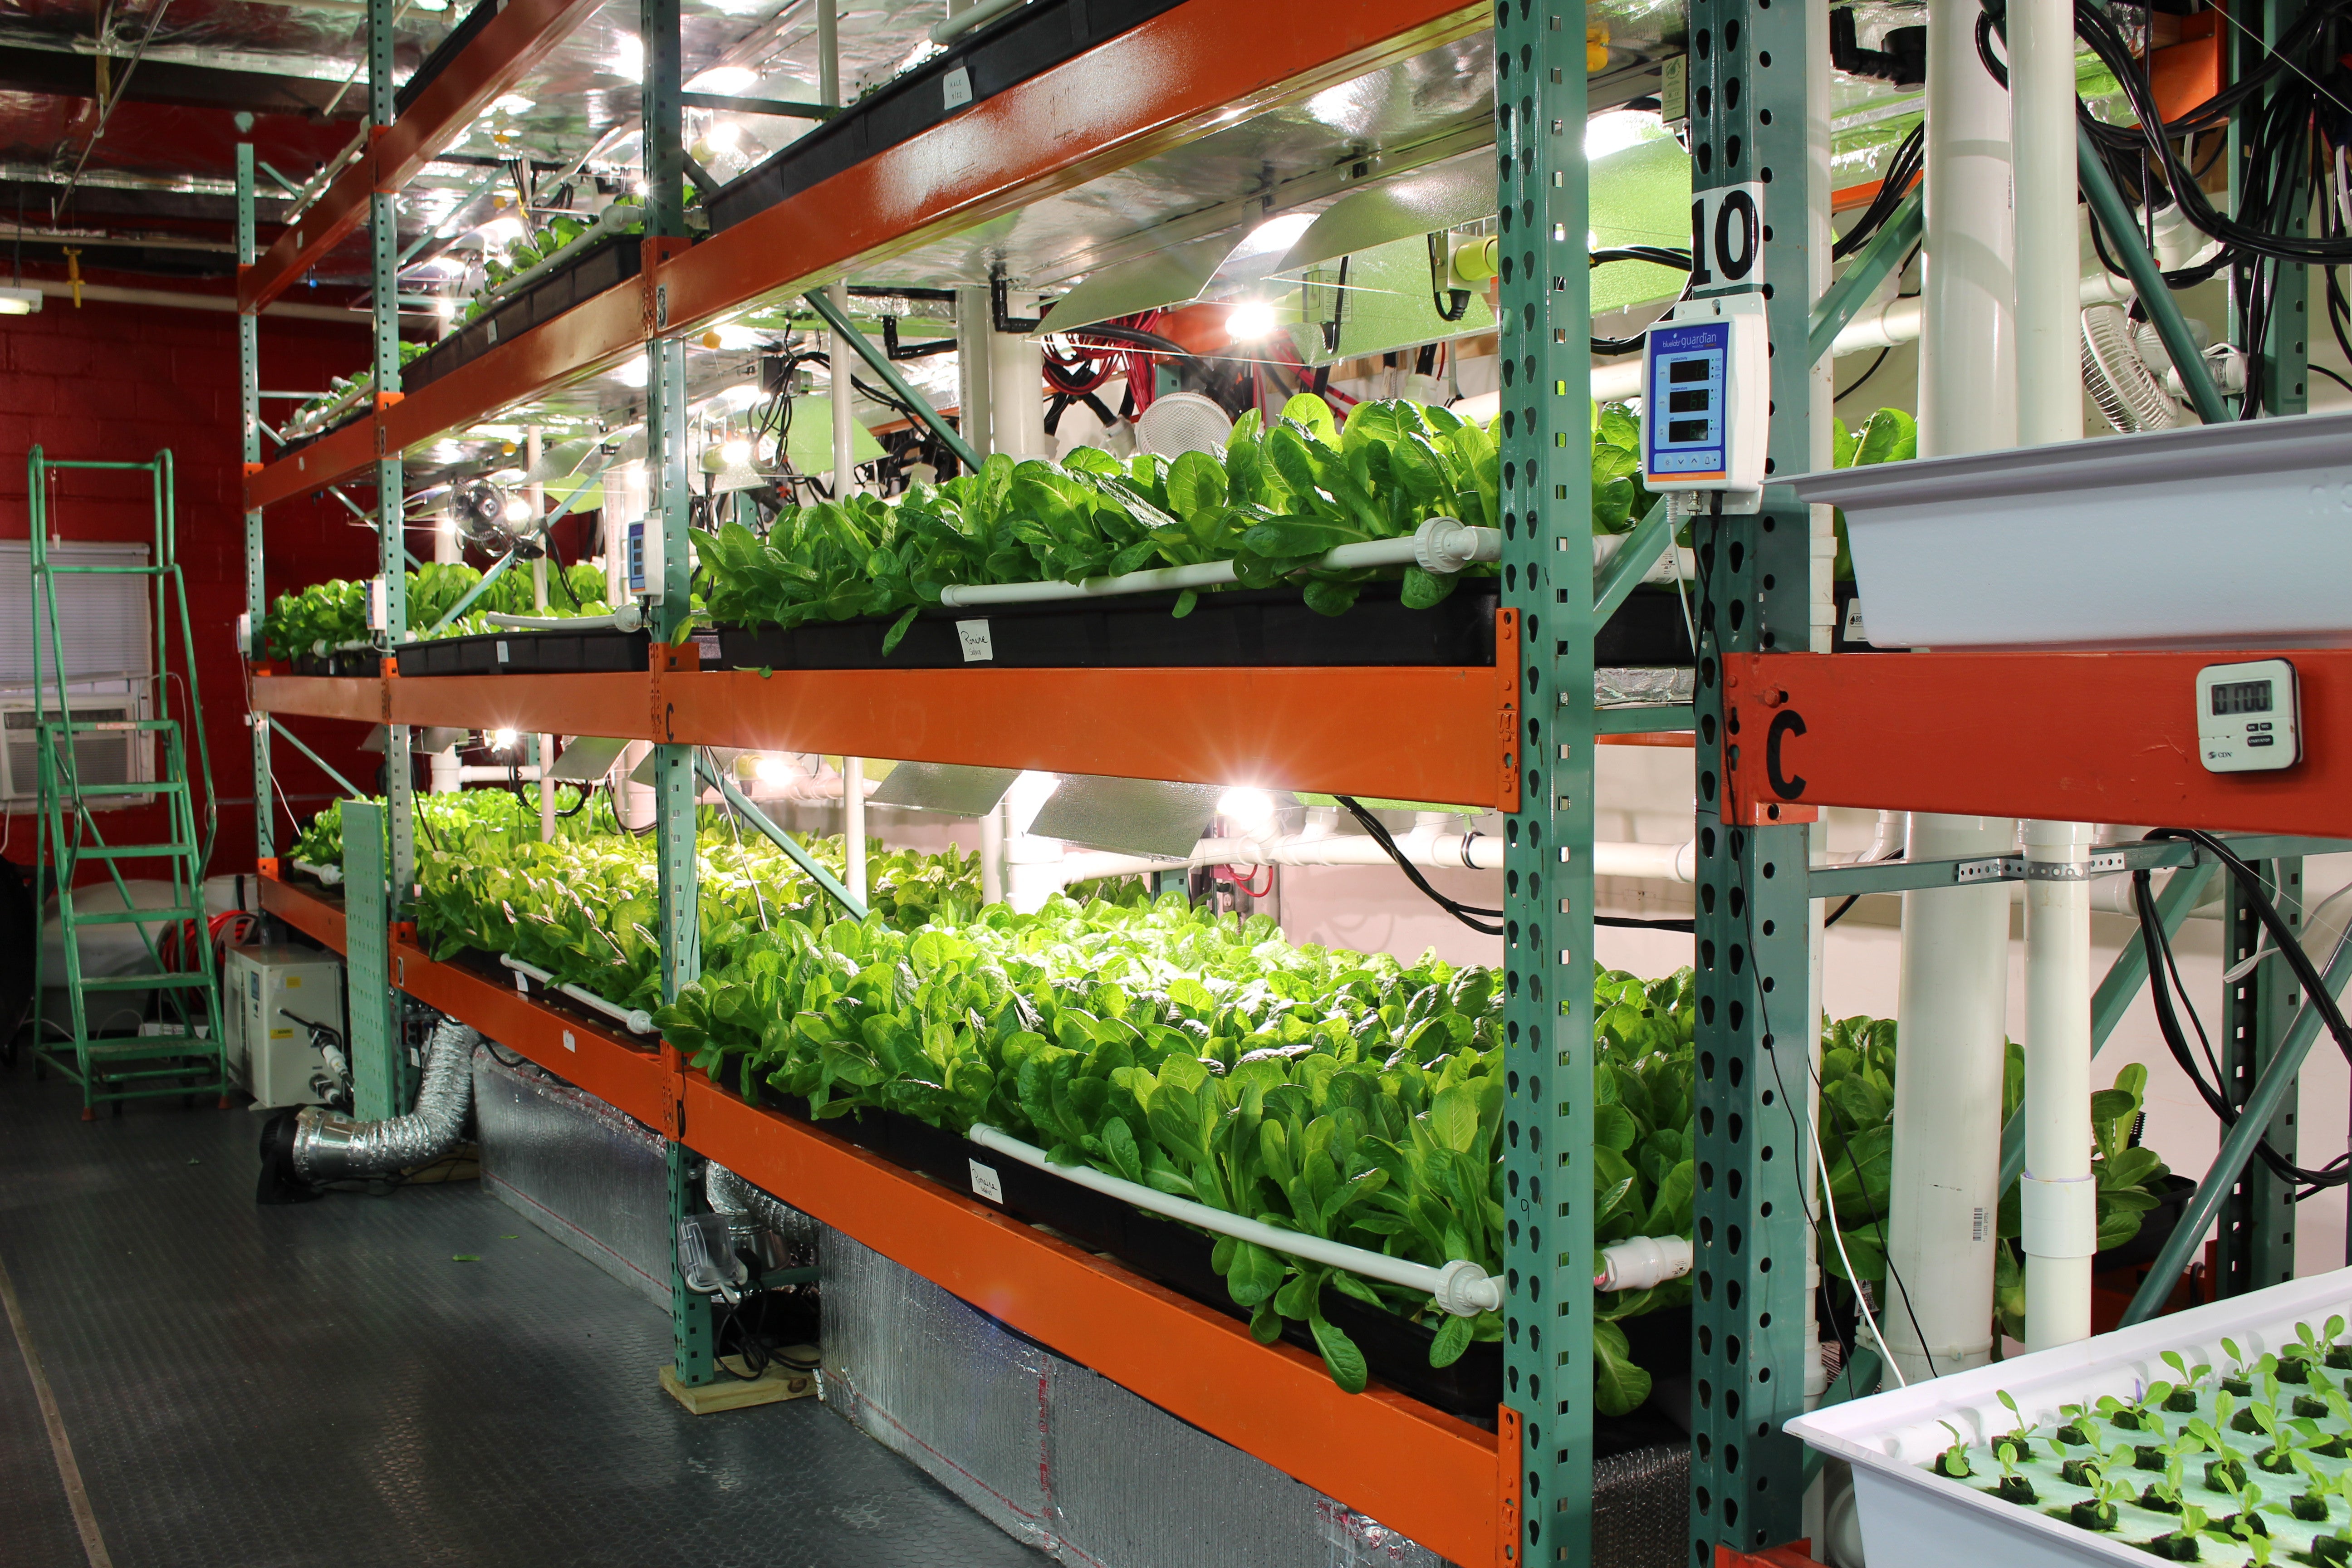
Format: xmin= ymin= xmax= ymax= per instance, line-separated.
xmin=245 ymin=0 xmax=1485 ymax=504
xmin=392 ymin=931 xmax=671 ymax=1126
xmin=1722 ymin=649 xmax=2352 ymax=836
xmin=386 ymin=670 xmax=662 ymax=741
xmin=240 ymin=0 xmax=606 ymax=314
xmin=251 ymin=673 xmax=387 ymax=724
xmin=683 ymin=1074 xmax=1501 ymax=1564
xmin=253 ymin=420 xmax=382 ymax=511
xmin=260 ymin=864 xmax=348 ymax=951
xmin=245 ymin=657 xmax=1521 ymax=807
xmin=666 ymin=662 xmax=1520 ymax=809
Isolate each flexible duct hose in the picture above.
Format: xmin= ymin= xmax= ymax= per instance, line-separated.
xmin=706 ymin=1162 xmax=821 ymax=1253
xmin=288 ymin=1019 xmax=480 ymax=1182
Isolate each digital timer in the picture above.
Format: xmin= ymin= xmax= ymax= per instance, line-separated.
xmin=2195 ymin=658 xmax=2300 ymax=774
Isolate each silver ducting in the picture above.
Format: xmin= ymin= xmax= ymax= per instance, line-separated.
xmin=706 ymin=1161 xmax=821 ymax=1254
xmin=290 ymin=1018 xmax=480 ymax=1181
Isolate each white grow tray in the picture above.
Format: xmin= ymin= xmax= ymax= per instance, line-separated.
xmin=1787 ymin=1267 xmax=2352 ymax=1568
xmin=1784 ymin=411 xmax=2352 ymax=650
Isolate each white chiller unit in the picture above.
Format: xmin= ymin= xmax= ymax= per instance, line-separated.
xmin=222 ymin=945 xmax=346 ymax=1108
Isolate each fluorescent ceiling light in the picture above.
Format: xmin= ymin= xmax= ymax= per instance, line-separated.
xmin=687 ymin=65 xmax=760 ymax=94
xmin=0 ymin=286 xmax=42 ymax=315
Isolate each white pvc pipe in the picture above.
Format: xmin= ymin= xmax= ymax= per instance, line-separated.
xmin=429 ymin=751 xmax=461 ymax=794
xmin=978 ymin=802 xmax=1005 ymax=905
xmin=931 ymin=0 xmax=1025 ymax=44
xmin=990 ymin=300 xmax=1047 ymax=460
xmin=966 ymin=1122 xmax=1503 ymax=1313
xmin=2011 ymin=0 xmax=2084 ymax=446
xmin=956 ymin=285 xmax=995 ymax=459
xmin=2023 ymin=819 xmax=2097 ymax=1351
xmin=1878 ymin=0 xmax=2021 ymax=1387
xmin=481 ymin=604 xmax=644 ymax=632
xmin=1595 ymin=1235 xmax=1695 ymax=1292
xmin=844 ymin=756 xmax=867 ymax=906
xmin=938 ymin=519 xmax=1505 ymax=608
xmin=474 ymin=202 xmax=637 ymax=314
xmin=498 ymin=954 xmax=655 ymax=1034
xmin=1883 ymin=814 xmax=2014 ymax=1382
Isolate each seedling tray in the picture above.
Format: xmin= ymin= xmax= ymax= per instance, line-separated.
xmin=1788 ymin=1266 xmax=2352 ymax=1568
xmin=392 ymin=627 xmax=650 ymax=677
xmin=718 ymin=582 xmax=1692 ymax=671
xmin=706 ymin=0 xmax=1190 ymax=237
xmin=407 ymin=234 xmax=642 ymax=392
xmin=755 ymin=1088 xmax=1691 ymax=1424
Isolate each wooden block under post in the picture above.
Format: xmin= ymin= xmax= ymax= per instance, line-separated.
xmin=658 ymin=1357 xmax=818 ymax=1415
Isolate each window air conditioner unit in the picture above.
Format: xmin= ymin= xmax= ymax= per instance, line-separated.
xmin=0 ymin=701 xmax=153 ymax=804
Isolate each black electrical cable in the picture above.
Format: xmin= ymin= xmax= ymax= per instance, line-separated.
xmin=1590 ymin=247 xmax=1696 ymax=356
xmin=1333 ymin=795 xmax=1502 ymax=935
xmin=1597 ymin=914 xmax=1697 ymax=932
xmin=1835 ymin=347 xmax=1893 ymax=405
xmin=2316 ymin=363 xmax=2352 ymax=394
xmin=1830 ymin=122 xmax=1925 ymax=262
xmin=2129 ymin=841 xmax=2352 ymax=1195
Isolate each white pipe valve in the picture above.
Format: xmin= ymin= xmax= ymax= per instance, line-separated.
xmin=1410 ymin=516 xmax=1499 ymax=576
xmin=1432 ymin=1258 xmax=1504 ymax=1317
xmin=1594 ymin=1235 xmax=1696 ymax=1293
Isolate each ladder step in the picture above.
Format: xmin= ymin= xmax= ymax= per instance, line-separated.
xmin=39 ymin=564 xmax=170 ymax=575
xmin=65 ymin=906 xmax=202 ymax=927
xmin=64 ymin=843 xmax=194 ymax=860
xmin=39 ymin=720 xmax=174 ymax=734
xmin=77 ymin=973 xmax=215 ymax=991
xmin=82 ymin=1038 xmax=216 ymax=1060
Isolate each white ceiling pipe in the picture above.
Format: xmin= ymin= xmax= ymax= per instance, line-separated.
xmin=12 ymin=276 xmax=432 ymax=323
xmin=967 ymin=1122 xmax=1503 ymax=1314
xmin=931 ymin=0 xmax=1027 ymax=45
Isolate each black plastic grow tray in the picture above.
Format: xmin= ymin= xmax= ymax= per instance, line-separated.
xmin=716 ymin=580 xmax=1693 ymax=672
xmin=718 ymin=582 xmax=1504 ymax=671
xmin=289 ymin=649 xmax=381 ymax=678
xmin=406 ymin=234 xmax=644 ymax=392
xmin=392 ymin=627 xmax=651 ymax=676
xmin=704 ymin=0 xmax=1191 ymax=238
xmin=756 ymin=1087 xmax=1692 ymax=1425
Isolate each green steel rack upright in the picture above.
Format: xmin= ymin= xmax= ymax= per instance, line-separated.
xmin=26 ymin=447 xmax=228 ymax=1117
xmin=1683 ymin=0 xmax=1821 ymax=1553
xmin=642 ymin=0 xmax=718 ymax=1391
xmin=1494 ymin=0 xmax=1599 ymax=1559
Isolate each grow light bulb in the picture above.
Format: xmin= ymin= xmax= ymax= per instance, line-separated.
xmin=491 ymin=728 xmax=518 ymax=750
xmin=721 ymin=439 xmax=752 ymax=465
xmin=754 ymin=755 xmax=796 ymax=784
xmin=1225 ymin=301 xmax=1278 ymax=342
xmin=1218 ymin=788 xmax=1276 ymax=832
xmin=612 ymin=358 xmax=649 ymax=389
xmin=503 ymin=495 xmax=534 ymax=524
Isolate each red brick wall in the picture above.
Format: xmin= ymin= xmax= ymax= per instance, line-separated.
xmin=0 ymin=295 xmax=382 ymax=881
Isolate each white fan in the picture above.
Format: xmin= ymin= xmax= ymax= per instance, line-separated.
xmin=2080 ymin=303 xmax=2184 ymax=434
xmin=1134 ymin=391 xmax=1233 ymax=457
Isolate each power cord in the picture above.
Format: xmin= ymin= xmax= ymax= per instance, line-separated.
xmin=1333 ymin=796 xmax=1502 ymax=935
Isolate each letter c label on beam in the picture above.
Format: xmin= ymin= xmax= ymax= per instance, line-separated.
xmin=1765 ymin=709 xmax=1808 ymax=799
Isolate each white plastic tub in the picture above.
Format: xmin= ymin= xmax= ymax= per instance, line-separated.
xmin=1784 ymin=412 xmax=2352 ymax=650
xmin=1786 ymin=1267 xmax=2352 ymax=1568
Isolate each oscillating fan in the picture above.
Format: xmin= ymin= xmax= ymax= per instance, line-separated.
xmin=449 ymin=478 xmax=542 ymax=555
xmin=1134 ymin=391 xmax=1233 ymax=457
xmin=2079 ymin=303 xmax=2184 ymax=434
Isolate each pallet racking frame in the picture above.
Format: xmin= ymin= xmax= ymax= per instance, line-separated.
xmin=230 ymin=0 xmax=2352 ymax=1561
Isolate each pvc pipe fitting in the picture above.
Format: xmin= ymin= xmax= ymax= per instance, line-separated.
xmin=1594 ymin=1235 xmax=1695 ymax=1292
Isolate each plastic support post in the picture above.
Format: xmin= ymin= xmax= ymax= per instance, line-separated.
xmin=2218 ymin=856 xmax=2302 ymax=1295
xmin=1687 ymin=0 xmax=1818 ymax=1549
xmin=1494 ymin=4 xmax=1597 ymax=1561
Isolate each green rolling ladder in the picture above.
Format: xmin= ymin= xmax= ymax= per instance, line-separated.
xmin=26 ymin=446 xmax=227 ymax=1118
